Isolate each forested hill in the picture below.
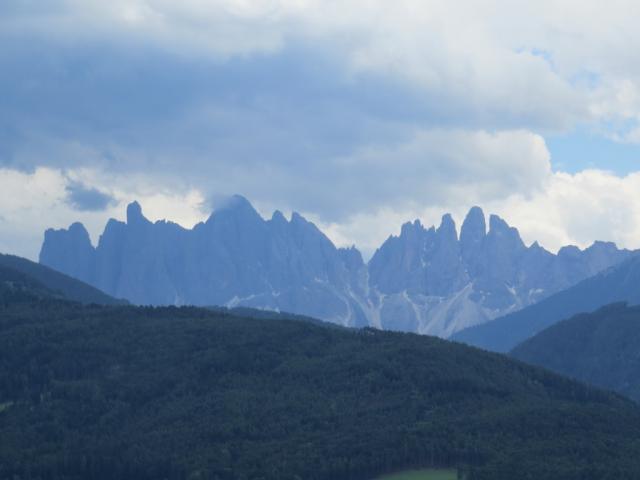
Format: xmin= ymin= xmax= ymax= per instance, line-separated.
xmin=3 ymin=298 xmax=640 ymax=479
xmin=512 ymin=302 xmax=640 ymax=402
xmin=0 ymin=262 xmax=63 ymax=302
xmin=0 ymin=253 xmax=125 ymax=305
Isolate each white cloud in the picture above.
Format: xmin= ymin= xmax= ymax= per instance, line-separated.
xmin=0 ymin=167 xmax=207 ymax=260
xmin=489 ymin=170 xmax=640 ymax=253
xmin=0 ymin=127 xmax=551 ymax=260
xmin=323 ymin=128 xmax=552 ymax=216
xmin=315 ymin=168 xmax=640 ymax=259
xmin=7 ymin=0 xmax=640 ymax=132
xmin=4 ymin=163 xmax=640 ymax=264
xmin=3 ymin=1 xmax=640 ymax=258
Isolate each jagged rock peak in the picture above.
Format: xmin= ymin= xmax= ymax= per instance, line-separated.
xmin=291 ymin=211 xmax=309 ymax=225
xmin=43 ymin=222 xmax=92 ymax=247
xmin=217 ymin=194 xmax=254 ymax=212
xmin=436 ymin=213 xmax=457 ymax=240
xmin=488 ymin=214 xmax=525 ymax=250
xmin=400 ymin=219 xmax=425 ymax=236
xmin=558 ymin=245 xmax=581 ymax=258
xmin=587 ymin=240 xmax=619 ymax=252
xmin=207 ymin=194 xmax=264 ymax=225
xmin=339 ymin=245 xmax=365 ymax=267
xmin=271 ymin=210 xmax=287 ymax=224
xmin=69 ymin=221 xmax=90 ymax=237
xmin=290 ymin=212 xmax=326 ymax=235
xmin=488 ymin=214 xmax=506 ymax=231
xmin=460 ymin=207 xmax=486 ymax=242
xmin=215 ymin=195 xmax=259 ymax=216
xmin=126 ymin=201 xmax=150 ymax=226
xmin=38 ymin=192 xmax=636 ymax=338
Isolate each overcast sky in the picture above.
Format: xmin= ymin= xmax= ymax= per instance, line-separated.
xmin=2 ymin=0 xmax=640 ymax=260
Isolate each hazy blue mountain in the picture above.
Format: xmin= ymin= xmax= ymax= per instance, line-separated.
xmin=367 ymin=208 xmax=633 ymax=336
xmin=40 ymin=196 xmax=633 ymax=335
xmin=41 ymin=196 xmax=369 ymax=327
xmin=511 ymin=302 xmax=640 ymax=402
xmin=453 ymin=255 xmax=640 ymax=352
xmin=0 ymin=253 xmax=124 ymax=305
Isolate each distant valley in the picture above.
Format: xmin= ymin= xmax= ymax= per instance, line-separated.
xmin=40 ymin=195 xmax=633 ymax=337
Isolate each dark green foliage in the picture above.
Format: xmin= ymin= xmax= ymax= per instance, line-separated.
xmin=512 ymin=302 xmax=640 ymax=402
xmin=208 ymin=305 xmax=345 ymax=329
xmin=0 ymin=253 xmax=125 ymax=305
xmin=0 ymin=263 xmax=62 ymax=304
xmin=2 ymin=299 xmax=640 ymax=479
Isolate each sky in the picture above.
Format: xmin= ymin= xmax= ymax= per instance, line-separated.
xmin=2 ymin=0 xmax=640 ymax=260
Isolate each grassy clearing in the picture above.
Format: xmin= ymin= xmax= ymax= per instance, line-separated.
xmin=374 ymin=469 xmax=457 ymax=480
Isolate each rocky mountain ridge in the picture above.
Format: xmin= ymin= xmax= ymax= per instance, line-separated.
xmin=452 ymin=254 xmax=640 ymax=351
xmin=40 ymin=195 xmax=634 ymax=336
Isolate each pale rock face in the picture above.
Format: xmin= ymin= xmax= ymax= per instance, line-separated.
xmin=368 ymin=207 xmax=634 ymax=335
xmin=460 ymin=206 xmax=486 ymax=271
xmin=39 ymin=197 xmax=634 ymax=337
xmin=40 ymin=222 xmax=95 ymax=283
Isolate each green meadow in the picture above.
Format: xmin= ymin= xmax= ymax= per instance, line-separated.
xmin=375 ymin=469 xmax=457 ymax=480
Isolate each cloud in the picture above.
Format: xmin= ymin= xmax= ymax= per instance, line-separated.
xmin=4 ymin=0 xmax=638 ymax=130
xmin=0 ymin=167 xmax=207 ymax=260
xmin=2 ymin=164 xmax=640 ymax=265
xmin=292 ymin=128 xmax=551 ymax=220
xmin=0 ymin=31 xmax=556 ymax=221
xmin=487 ymin=170 xmax=640 ymax=253
xmin=317 ymin=168 xmax=640 ymax=259
xmin=1 ymin=3 xmax=638 ymax=147
xmin=1 ymin=1 xmax=638 ymax=169
xmin=65 ymin=181 xmax=116 ymax=211
xmin=2 ymin=1 xmax=640 ymax=258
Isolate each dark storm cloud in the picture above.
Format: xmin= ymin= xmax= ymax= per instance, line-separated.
xmin=0 ymin=37 xmax=443 ymax=212
xmin=0 ymin=10 xmax=559 ymax=222
xmin=65 ymin=182 xmax=116 ymax=211
xmin=0 ymin=21 xmax=558 ymax=173
xmin=0 ymin=38 xmax=426 ymax=167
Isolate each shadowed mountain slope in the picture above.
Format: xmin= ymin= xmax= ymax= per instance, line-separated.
xmin=452 ymin=255 xmax=640 ymax=352
xmin=511 ymin=302 xmax=640 ymax=402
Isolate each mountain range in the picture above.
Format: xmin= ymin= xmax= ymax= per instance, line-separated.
xmin=452 ymin=254 xmax=640 ymax=351
xmin=39 ymin=195 xmax=634 ymax=337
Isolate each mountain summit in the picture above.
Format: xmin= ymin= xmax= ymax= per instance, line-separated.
xmin=41 ymin=200 xmax=370 ymax=325
xmin=39 ymin=197 xmax=633 ymax=336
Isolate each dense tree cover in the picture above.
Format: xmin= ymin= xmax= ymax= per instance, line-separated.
xmin=0 ymin=254 xmax=125 ymax=305
xmin=2 ymin=295 xmax=640 ymax=479
xmin=0 ymin=264 xmax=62 ymax=303
xmin=512 ymin=302 xmax=640 ymax=402
xmin=207 ymin=305 xmax=345 ymax=329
